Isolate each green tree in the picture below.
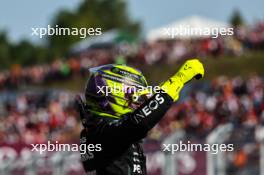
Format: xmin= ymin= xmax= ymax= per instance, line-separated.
xmin=10 ymin=40 xmax=50 ymax=66
xmin=0 ymin=31 xmax=11 ymax=69
xmin=48 ymin=0 xmax=140 ymax=57
xmin=230 ymin=9 xmax=245 ymax=27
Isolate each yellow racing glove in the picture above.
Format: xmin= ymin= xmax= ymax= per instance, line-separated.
xmin=160 ymin=59 xmax=204 ymax=101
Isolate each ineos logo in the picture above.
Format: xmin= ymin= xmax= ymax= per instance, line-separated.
xmin=134 ymin=94 xmax=164 ymax=122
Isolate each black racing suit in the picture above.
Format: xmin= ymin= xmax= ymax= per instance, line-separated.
xmin=80 ymin=92 xmax=173 ymax=175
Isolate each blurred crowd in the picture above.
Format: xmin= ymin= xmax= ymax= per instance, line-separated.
xmin=149 ymin=75 xmax=264 ymax=139
xmin=135 ymin=21 xmax=264 ymax=65
xmin=0 ymin=90 xmax=79 ymax=144
xmin=0 ymin=22 xmax=264 ymax=90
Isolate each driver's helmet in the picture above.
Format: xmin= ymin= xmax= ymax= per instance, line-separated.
xmin=85 ymin=64 xmax=152 ymax=119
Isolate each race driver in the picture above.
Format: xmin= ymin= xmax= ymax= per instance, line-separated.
xmin=75 ymin=59 xmax=204 ymax=175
